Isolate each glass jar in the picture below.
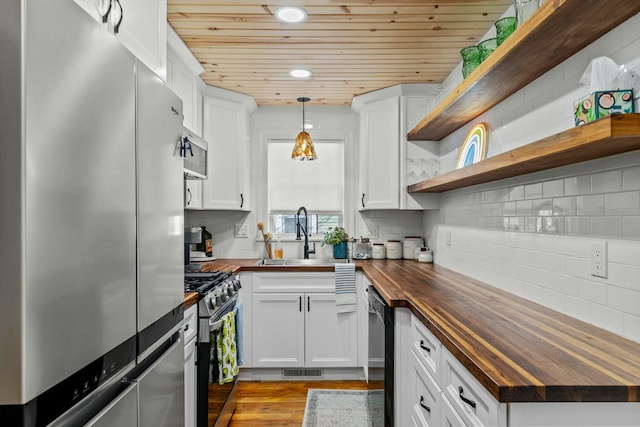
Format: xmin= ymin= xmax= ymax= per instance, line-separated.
xmin=478 ymin=38 xmax=497 ymax=62
xmin=460 ymin=46 xmax=481 ymax=79
xmin=495 ymin=17 xmax=516 ymax=46
xmin=513 ymin=0 xmax=539 ymax=27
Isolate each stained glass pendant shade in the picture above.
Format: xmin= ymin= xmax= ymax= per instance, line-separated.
xmin=291 ymin=97 xmax=317 ymax=161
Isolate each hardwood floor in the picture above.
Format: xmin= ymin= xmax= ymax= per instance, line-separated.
xmin=228 ymin=380 xmax=378 ymax=427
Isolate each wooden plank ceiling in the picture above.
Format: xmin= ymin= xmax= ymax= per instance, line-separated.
xmin=167 ymin=1 xmax=512 ymax=106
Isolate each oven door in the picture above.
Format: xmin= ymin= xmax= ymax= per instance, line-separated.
xmin=196 ymin=297 xmax=239 ymax=427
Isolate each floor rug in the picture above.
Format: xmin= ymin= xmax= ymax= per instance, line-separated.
xmin=302 ymin=389 xmax=384 ymax=427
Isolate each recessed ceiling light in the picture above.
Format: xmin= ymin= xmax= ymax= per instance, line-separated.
xmin=275 ymin=6 xmax=308 ymax=23
xmin=290 ymin=69 xmax=312 ymax=78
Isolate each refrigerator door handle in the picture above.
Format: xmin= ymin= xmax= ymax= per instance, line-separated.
xmin=84 ymin=382 xmax=138 ymax=426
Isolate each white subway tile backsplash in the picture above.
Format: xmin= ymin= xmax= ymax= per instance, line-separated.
xmin=564 ymin=175 xmax=591 ymax=196
xmin=553 ymin=197 xmax=577 ymax=216
xmin=516 ymin=200 xmax=534 ymax=216
xmin=509 ymin=185 xmax=525 ymax=201
xmin=605 ymin=191 xmax=640 ymax=216
xmin=608 ymin=286 xmax=640 ymax=317
xmin=591 ymin=170 xmax=623 ymax=194
xmin=532 ymin=198 xmax=553 ymax=216
xmin=542 ymin=179 xmax=564 ymax=198
xmin=591 ymin=304 xmax=625 ymax=336
xmin=565 ymin=217 xmax=591 ymax=236
xmin=577 ymin=194 xmax=605 ymax=216
xmin=578 ymin=278 xmax=609 ymax=304
xmin=624 ymin=216 xmax=640 ymax=239
xmin=623 ymin=313 xmax=640 ymax=343
xmin=525 ymin=183 xmax=543 ymax=199
xmin=623 ymin=166 xmax=640 ymax=191
xmin=564 ymin=295 xmax=592 ymax=321
xmin=591 ymin=216 xmax=623 ymax=238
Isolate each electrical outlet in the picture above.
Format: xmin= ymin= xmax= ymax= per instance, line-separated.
xmin=234 ymin=224 xmax=248 ymax=238
xmin=368 ymin=226 xmax=379 ymax=239
xmin=591 ymin=240 xmax=608 ymax=278
xmin=446 ymin=230 xmax=451 ymax=246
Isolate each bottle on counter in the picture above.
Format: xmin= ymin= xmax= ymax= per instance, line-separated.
xmin=196 ymin=226 xmax=213 ymax=257
xmin=273 ymin=238 xmax=283 ymax=260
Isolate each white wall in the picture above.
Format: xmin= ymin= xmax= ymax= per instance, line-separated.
xmin=424 ymin=12 xmax=640 ymax=343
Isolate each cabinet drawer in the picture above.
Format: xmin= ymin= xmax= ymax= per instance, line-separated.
xmin=252 ymin=272 xmax=335 ymax=293
xmin=441 ymin=393 xmax=468 ymax=427
xmin=441 ymin=348 xmax=506 ymax=427
xmin=411 ymin=315 xmax=441 ymax=382
xmin=411 ymin=352 xmax=441 ymax=427
xmin=183 ymin=305 xmax=197 ymax=344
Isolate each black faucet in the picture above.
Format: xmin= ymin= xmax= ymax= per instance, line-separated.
xmin=296 ymin=206 xmax=316 ymax=259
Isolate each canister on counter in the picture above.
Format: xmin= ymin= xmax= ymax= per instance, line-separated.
xmin=372 ymin=243 xmax=386 ymax=259
xmin=418 ymin=247 xmax=433 ymax=263
xmin=403 ymin=236 xmax=423 ymax=260
xmin=386 ymin=240 xmax=402 ymax=259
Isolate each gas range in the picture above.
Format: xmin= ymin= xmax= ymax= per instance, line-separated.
xmin=184 ymin=271 xmax=241 ymax=318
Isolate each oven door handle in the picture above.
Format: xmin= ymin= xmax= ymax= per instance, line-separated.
xmin=209 ymin=306 xmax=239 ymax=332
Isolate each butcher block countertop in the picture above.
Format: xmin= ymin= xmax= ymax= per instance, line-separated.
xmin=189 ymin=258 xmax=640 ymax=403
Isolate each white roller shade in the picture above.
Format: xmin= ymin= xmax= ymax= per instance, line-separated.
xmin=268 ymin=139 xmax=344 ymax=212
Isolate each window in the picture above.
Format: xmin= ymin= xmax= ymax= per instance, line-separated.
xmin=268 ymin=139 xmax=344 ymax=238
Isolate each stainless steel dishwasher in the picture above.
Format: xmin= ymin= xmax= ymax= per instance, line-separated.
xmin=368 ymin=285 xmax=394 ymax=427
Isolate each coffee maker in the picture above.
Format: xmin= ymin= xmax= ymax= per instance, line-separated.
xmin=184 ymin=226 xmax=202 ymax=271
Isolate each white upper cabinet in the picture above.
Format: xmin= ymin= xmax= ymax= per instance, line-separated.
xmin=73 ymin=0 xmax=167 ymax=80
xmin=358 ymin=96 xmax=401 ymax=210
xmin=167 ymin=26 xmax=204 ymax=135
xmin=353 ymin=84 xmax=440 ymax=211
xmin=201 ymin=96 xmax=252 ymax=211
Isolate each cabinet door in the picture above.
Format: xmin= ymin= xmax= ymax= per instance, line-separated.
xmin=184 ymin=179 xmax=202 ymax=210
xmin=359 ymin=97 xmax=400 ymax=210
xmin=202 ymin=97 xmax=247 ymax=210
xmin=305 ymin=293 xmax=358 ymax=367
xmin=184 ymin=338 xmax=196 ymax=427
xmin=252 ymin=293 xmax=304 ymax=367
xmin=72 ymin=0 xmax=166 ymax=80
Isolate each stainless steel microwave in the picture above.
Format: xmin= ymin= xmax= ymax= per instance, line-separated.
xmin=181 ymin=129 xmax=208 ymax=179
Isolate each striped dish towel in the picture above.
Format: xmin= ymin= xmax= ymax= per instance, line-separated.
xmin=335 ymin=263 xmax=356 ymax=313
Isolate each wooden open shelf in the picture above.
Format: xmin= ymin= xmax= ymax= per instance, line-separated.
xmin=408 ymin=114 xmax=640 ymax=193
xmin=407 ymin=0 xmax=640 ymax=142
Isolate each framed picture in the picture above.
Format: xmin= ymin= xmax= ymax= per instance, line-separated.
xmin=456 ymin=123 xmax=488 ymax=169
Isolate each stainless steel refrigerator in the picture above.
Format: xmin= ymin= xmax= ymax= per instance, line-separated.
xmin=0 ymin=1 xmax=185 ymax=425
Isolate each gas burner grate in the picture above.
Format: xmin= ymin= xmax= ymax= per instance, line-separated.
xmin=184 ymin=271 xmax=232 ymax=294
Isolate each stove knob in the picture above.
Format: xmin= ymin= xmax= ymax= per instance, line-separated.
xmin=221 ymin=291 xmax=228 ymax=303
xmin=209 ymin=298 xmax=217 ymax=310
xmin=235 ymin=280 xmax=242 ymax=290
xmin=227 ymin=285 xmax=234 ymax=297
xmin=215 ymin=293 xmax=223 ymax=306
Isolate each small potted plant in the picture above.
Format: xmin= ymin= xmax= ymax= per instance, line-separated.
xmin=322 ymin=226 xmax=350 ymax=259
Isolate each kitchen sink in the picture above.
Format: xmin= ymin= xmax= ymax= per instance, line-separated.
xmin=256 ymin=258 xmax=350 ymax=266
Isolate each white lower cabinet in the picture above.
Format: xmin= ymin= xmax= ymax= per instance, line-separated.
xmin=397 ymin=307 xmax=640 ymax=427
xmin=441 ymin=347 xmax=506 ymax=427
xmin=184 ymin=179 xmax=202 ymax=210
xmin=250 ymin=273 xmax=358 ymax=368
xmin=183 ymin=305 xmax=197 ymax=427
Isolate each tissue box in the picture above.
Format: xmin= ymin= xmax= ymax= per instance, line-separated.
xmin=574 ymin=90 xmax=634 ymax=126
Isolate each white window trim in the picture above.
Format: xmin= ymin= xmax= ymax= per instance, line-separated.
xmin=256 ymin=128 xmax=356 ymax=243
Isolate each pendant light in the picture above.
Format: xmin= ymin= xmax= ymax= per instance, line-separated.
xmin=291 ymin=97 xmax=317 ymax=161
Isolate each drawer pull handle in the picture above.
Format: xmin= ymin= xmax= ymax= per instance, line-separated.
xmin=420 ymin=340 xmax=431 ymax=353
xmin=419 ymin=396 xmax=431 ymax=413
xmin=458 ymin=386 xmax=476 ymax=409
